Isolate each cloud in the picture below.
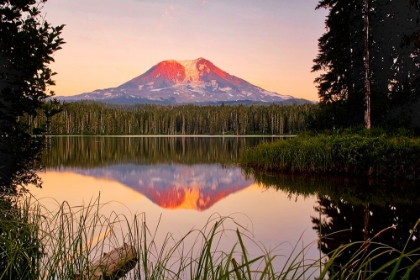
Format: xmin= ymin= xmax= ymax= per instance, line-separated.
xmin=155 ymin=4 xmax=177 ymax=31
xmin=162 ymin=4 xmax=176 ymax=20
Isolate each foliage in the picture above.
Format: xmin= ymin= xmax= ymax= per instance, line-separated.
xmin=312 ymin=0 xmax=420 ymax=129
xmin=0 ymin=0 xmax=65 ymax=194
xmin=0 ymin=0 xmax=65 ymax=126
xmin=0 ymin=197 xmax=43 ymax=279
xmin=22 ymin=101 xmax=316 ymax=135
xmin=2 ymin=196 xmax=319 ymax=279
xmin=3 ymin=194 xmax=420 ymax=279
xmin=240 ymin=131 xmax=420 ymax=178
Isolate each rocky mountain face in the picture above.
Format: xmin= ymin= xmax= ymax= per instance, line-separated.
xmin=58 ymin=58 xmax=310 ymax=105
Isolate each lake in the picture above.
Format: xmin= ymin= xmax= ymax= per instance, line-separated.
xmin=29 ymin=136 xmax=319 ymax=273
xmin=30 ymin=136 xmax=420 ymax=278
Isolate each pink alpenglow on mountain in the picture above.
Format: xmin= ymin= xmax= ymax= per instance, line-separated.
xmin=59 ymin=58 xmax=306 ymax=105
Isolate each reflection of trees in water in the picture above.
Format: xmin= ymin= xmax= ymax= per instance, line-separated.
xmin=0 ymin=132 xmax=44 ymax=195
xmin=247 ymin=170 xmax=420 ymax=278
xmin=248 ymin=170 xmax=420 ymax=205
xmin=312 ymin=196 xmax=420 ymax=278
xmin=43 ymin=136 xmax=274 ymax=168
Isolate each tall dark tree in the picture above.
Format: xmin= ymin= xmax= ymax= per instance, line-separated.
xmin=313 ymin=0 xmax=420 ymax=129
xmin=0 ymin=1 xmax=64 ymax=277
xmin=312 ymin=1 xmax=365 ymax=129
xmin=364 ymin=0 xmax=371 ymax=129
xmin=0 ymin=0 xmax=65 ymax=194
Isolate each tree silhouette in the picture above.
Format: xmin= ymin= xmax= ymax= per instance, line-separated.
xmin=0 ymin=0 xmax=65 ymax=194
xmin=41 ymin=98 xmax=65 ymax=134
xmin=363 ymin=0 xmax=371 ymax=129
xmin=313 ymin=0 xmax=420 ymax=129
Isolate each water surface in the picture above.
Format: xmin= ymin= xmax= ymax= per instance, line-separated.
xmin=32 ymin=136 xmax=320 ymax=270
xmin=30 ymin=136 xmax=420 ymax=278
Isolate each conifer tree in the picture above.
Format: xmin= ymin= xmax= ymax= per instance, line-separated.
xmin=313 ymin=0 xmax=420 ymax=129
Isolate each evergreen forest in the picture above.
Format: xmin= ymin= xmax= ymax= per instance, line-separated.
xmin=24 ymin=101 xmax=316 ymax=135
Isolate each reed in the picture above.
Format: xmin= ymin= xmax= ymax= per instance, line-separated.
xmin=240 ymin=132 xmax=420 ymax=178
xmin=2 ymin=195 xmax=420 ymax=279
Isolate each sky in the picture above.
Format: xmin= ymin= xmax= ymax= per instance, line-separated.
xmin=43 ymin=0 xmax=328 ymax=101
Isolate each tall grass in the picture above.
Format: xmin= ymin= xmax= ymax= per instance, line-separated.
xmin=240 ymin=132 xmax=420 ymax=178
xmin=2 ymin=195 xmax=420 ymax=279
xmin=1 ymin=195 xmax=318 ymax=279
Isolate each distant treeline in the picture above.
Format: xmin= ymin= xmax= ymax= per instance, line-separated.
xmin=25 ymin=101 xmax=316 ymax=135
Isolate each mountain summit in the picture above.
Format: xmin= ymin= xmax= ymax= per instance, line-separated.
xmin=59 ymin=58 xmax=303 ymax=105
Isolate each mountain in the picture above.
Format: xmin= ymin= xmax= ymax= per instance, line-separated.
xmin=67 ymin=164 xmax=253 ymax=211
xmin=58 ymin=57 xmax=311 ymax=105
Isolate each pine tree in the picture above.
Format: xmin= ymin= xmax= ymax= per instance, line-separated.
xmin=313 ymin=0 xmax=420 ymax=129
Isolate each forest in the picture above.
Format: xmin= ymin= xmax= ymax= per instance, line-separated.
xmin=23 ymin=101 xmax=316 ymax=135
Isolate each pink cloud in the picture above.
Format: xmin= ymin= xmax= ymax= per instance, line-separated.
xmin=162 ymin=4 xmax=175 ymax=19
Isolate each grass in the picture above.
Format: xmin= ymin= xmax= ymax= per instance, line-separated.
xmin=1 ymin=194 xmax=420 ymax=279
xmin=316 ymin=221 xmax=420 ymax=280
xmin=239 ymin=130 xmax=420 ymax=179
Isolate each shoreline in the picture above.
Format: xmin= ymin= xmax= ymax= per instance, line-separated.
xmin=35 ymin=134 xmax=297 ymax=138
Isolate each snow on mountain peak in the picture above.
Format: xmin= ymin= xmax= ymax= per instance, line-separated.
xmin=178 ymin=59 xmax=201 ymax=82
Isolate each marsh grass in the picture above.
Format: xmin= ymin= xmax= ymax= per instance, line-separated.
xmin=240 ymin=132 xmax=420 ymax=178
xmin=316 ymin=221 xmax=420 ymax=280
xmin=2 ymin=195 xmax=420 ymax=279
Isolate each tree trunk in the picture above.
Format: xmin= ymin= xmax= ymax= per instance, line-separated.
xmin=46 ymin=117 xmax=52 ymax=134
xmin=364 ymin=0 xmax=371 ymax=129
xmin=74 ymin=243 xmax=137 ymax=280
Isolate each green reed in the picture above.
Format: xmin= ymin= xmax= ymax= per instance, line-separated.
xmin=240 ymin=132 xmax=420 ymax=178
xmin=2 ymin=195 xmax=420 ymax=279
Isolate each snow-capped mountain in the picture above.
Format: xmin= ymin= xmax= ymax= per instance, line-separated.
xmin=59 ymin=57 xmax=308 ymax=105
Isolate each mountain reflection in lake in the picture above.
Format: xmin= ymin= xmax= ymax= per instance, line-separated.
xmin=72 ymin=164 xmax=252 ymax=211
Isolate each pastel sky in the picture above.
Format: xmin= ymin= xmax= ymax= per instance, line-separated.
xmin=43 ymin=0 xmax=327 ymax=101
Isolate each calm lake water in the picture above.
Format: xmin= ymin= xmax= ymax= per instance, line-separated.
xmin=30 ymin=136 xmax=420 ymax=277
xmin=30 ymin=136 xmax=319 ymax=271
